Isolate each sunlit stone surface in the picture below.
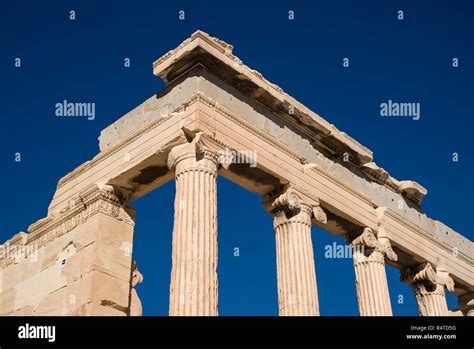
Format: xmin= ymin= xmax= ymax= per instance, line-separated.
xmin=0 ymin=31 xmax=472 ymax=316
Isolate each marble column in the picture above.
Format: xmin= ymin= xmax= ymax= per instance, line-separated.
xmin=350 ymin=227 xmax=397 ymax=316
xmin=167 ymin=134 xmax=219 ymax=316
xmin=267 ymin=187 xmax=324 ymax=316
xmin=458 ymin=292 xmax=474 ymax=316
xmin=401 ymin=262 xmax=454 ymax=316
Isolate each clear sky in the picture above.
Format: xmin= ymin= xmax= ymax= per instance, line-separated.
xmin=1 ymin=0 xmax=472 ymax=315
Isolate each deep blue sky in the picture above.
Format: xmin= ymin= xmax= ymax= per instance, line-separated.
xmin=1 ymin=1 xmax=472 ymax=316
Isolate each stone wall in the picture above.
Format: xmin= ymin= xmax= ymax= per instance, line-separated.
xmin=0 ymin=184 xmax=136 ymax=316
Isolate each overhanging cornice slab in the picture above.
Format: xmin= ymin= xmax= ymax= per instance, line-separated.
xmin=153 ymin=30 xmax=373 ymax=167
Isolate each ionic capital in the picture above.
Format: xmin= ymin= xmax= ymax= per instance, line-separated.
xmin=350 ymin=227 xmax=398 ymax=262
xmin=401 ymin=262 xmax=454 ymax=295
xmin=167 ymin=131 xmax=219 ymax=173
xmin=312 ymin=205 xmax=327 ymax=225
xmin=402 ymin=262 xmax=455 ymax=316
xmin=263 ymin=185 xmax=327 ymax=226
xmin=271 ymin=186 xmax=302 ymax=212
xmin=436 ymin=264 xmax=455 ymax=293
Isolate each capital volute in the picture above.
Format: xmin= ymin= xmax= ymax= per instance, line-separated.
xmin=401 ymin=262 xmax=454 ymax=294
xmin=350 ymin=227 xmax=398 ymax=262
xmin=312 ymin=205 xmax=327 ymax=224
xmin=436 ymin=264 xmax=455 ymax=293
xmin=271 ymin=186 xmax=301 ymax=212
xmin=351 ymin=227 xmax=378 ymax=249
xmin=264 ymin=185 xmax=328 ymax=225
xmin=167 ymin=131 xmax=219 ymax=170
xmin=402 ymin=262 xmax=438 ymax=286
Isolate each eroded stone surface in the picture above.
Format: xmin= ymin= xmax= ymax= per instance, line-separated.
xmin=0 ymin=185 xmax=136 ymax=316
xmin=0 ymin=31 xmax=472 ymax=317
xmin=99 ymin=65 xmax=470 ymax=260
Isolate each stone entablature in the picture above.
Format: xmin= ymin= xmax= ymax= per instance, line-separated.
xmin=40 ymin=87 xmax=473 ymax=292
xmin=152 ymin=31 xmax=427 ymax=204
xmin=100 ymin=88 xmax=469 ymax=261
xmin=93 ymin=34 xmax=466 ymax=258
xmin=43 ymin=85 xmax=473 ymax=284
xmin=152 ymin=31 xmax=373 ymax=166
xmin=0 ymin=31 xmax=472 ymax=316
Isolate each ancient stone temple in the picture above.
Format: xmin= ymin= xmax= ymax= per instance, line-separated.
xmin=0 ymin=31 xmax=472 ymax=316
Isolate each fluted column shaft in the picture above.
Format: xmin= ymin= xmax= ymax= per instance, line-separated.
xmin=265 ymin=187 xmax=323 ymax=316
xmin=412 ymin=283 xmax=449 ymax=316
xmin=351 ymin=228 xmax=397 ymax=316
xmin=274 ymin=205 xmax=319 ymax=316
xmin=168 ymin=143 xmax=218 ymax=316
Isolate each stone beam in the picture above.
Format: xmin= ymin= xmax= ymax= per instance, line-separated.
xmin=186 ymin=94 xmax=473 ymax=293
xmin=153 ymin=31 xmax=373 ymax=166
xmin=8 ymin=31 xmax=470 ymax=313
xmin=47 ymin=102 xmax=201 ymax=215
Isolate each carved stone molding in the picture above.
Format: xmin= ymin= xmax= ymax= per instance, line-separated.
xmin=361 ymin=162 xmax=389 ymax=184
xmin=272 ymin=205 xmax=312 ymax=229
xmin=350 ymin=227 xmax=398 ymax=263
xmin=402 ymin=262 xmax=438 ymax=286
xmin=435 ymin=264 xmax=455 ymax=293
xmin=401 ymin=262 xmax=454 ymax=293
xmin=401 ymin=262 xmax=455 ymax=316
xmin=312 ymin=206 xmax=327 ymax=225
xmin=0 ymin=183 xmax=135 ymax=269
xmin=264 ymin=185 xmax=327 ymax=228
xmin=271 ymin=186 xmax=302 ymax=213
xmin=167 ymin=130 xmax=220 ymax=175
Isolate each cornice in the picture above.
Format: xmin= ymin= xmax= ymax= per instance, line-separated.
xmin=57 ymin=115 xmax=173 ymax=189
xmin=0 ymin=184 xmax=134 ymax=269
xmin=191 ymin=92 xmax=376 ymax=210
xmin=382 ymin=208 xmax=473 ymax=266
